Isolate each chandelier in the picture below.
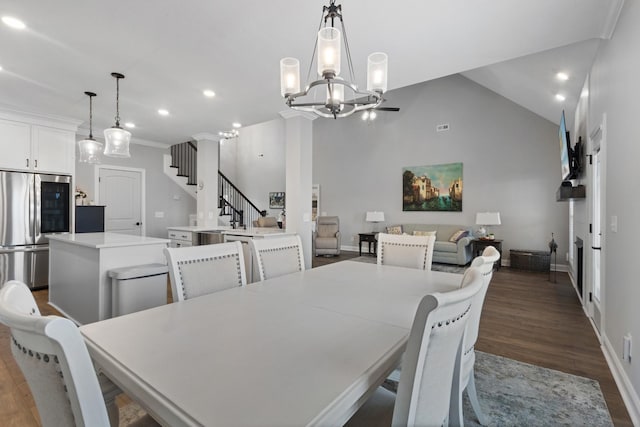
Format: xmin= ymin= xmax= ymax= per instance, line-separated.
xmin=280 ymin=1 xmax=388 ymax=119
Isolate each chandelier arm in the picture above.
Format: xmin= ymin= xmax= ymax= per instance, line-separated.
xmin=339 ymin=16 xmax=357 ymax=85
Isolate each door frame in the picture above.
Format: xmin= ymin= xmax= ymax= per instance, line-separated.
xmin=94 ymin=165 xmax=146 ymax=236
xmin=586 ymin=114 xmax=606 ymax=336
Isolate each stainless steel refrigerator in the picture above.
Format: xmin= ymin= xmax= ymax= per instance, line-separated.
xmin=0 ymin=171 xmax=72 ymax=289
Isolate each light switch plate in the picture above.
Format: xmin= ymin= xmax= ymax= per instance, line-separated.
xmin=154 ymin=211 xmax=165 ymax=218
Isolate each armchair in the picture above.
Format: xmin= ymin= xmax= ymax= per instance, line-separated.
xmin=314 ymin=216 xmax=341 ymax=256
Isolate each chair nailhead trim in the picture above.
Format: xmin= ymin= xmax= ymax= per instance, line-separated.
xmin=177 ymin=253 xmax=243 ymax=299
xmin=258 ymin=244 xmax=302 ymax=279
xmin=380 ymin=241 xmax=431 ymax=269
xmin=432 ymin=303 xmax=472 ymax=329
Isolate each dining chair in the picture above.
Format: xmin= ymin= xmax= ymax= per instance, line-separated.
xmin=449 ymin=246 xmax=500 ymax=426
xmin=0 ymin=280 xmax=158 ymax=427
xmin=376 ymin=232 xmax=436 ymax=270
xmin=346 ymin=268 xmax=484 ymax=427
xmin=250 ymin=234 xmax=305 ymax=281
xmin=164 ymin=241 xmax=246 ymax=302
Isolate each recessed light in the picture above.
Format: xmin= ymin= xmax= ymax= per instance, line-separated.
xmin=203 ymin=89 xmax=216 ymax=98
xmin=2 ymin=16 xmax=26 ymax=30
xmin=0 ymin=65 xmax=3 ymax=72
xmin=232 ymin=122 xmax=241 ymax=128
xmin=158 ymin=109 xmax=170 ymax=116
xmin=556 ymin=72 xmax=569 ymax=81
xmin=555 ymin=93 xmax=566 ymax=102
xmin=125 ymin=122 xmax=136 ymax=129
xmin=581 ymin=89 xmax=589 ymax=98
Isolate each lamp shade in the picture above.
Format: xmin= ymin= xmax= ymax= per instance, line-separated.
xmin=366 ymin=211 xmax=385 ymax=222
xmin=78 ymin=138 xmax=103 ymax=164
xmin=317 ymin=27 xmax=341 ymax=77
xmin=475 ymin=212 xmax=501 ymax=226
xmin=280 ymin=57 xmax=300 ymax=97
xmin=103 ymin=127 xmax=131 ymax=158
xmin=367 ymin=52 xmax=388 ymax=93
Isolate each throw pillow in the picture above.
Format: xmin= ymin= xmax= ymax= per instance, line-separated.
xmin=386 ymin=225 xmax=403 ymax=235
xmin=449 ymin=229 xmax=469 ymax=242
xmin=413 ymin=230 xmax=436 ymax=237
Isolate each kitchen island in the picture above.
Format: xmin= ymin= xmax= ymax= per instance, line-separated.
xmin=48 ymin=232 xmax=169 ymax=325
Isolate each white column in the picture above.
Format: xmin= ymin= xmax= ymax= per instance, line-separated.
xmin=279 ymin=111 xmax=316 ymax=268
xmin=193 ymin=132 xmax=220 ymax=227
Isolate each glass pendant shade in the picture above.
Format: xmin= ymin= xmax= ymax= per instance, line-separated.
xmin=78 ymin=138 xmax=103 ymax=163
xmin=317 ymin=27 xmax=341 ymax=77
xmin=103 ymin=126 xmax=131 ymax=157
xmin=280 ymin=58 xmax=300 ymax=97
xmin=367 ymin=52 xmax=388 ymax=93
xmin=326 ymin=80 xmax=344 ymax=106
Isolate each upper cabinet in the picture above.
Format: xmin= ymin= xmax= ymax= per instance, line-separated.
xmin=0 ymin=111 xmax=81 ymax=176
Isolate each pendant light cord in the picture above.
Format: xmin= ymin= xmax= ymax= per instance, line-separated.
xmin=114 ymin=77 xmax=121 ymax=127
xmin=89 ymin=94 xmax=94 ymax=138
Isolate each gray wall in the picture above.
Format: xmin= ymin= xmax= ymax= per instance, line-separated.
xmin=220 ymin=119 xmax=286 ymax=218
xmin=75 ymin=143 xmax=196 ymax=238
xmin=313 ymin=74 xmax=569 ymax=264
xmin=587 ymin=0 xmax=640 ymax=412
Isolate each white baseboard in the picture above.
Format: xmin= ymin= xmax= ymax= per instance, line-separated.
xmin=602 ymin=334 xmax=640 ymax=426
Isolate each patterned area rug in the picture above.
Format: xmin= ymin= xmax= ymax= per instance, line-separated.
xmin=351 ymin=255 xmax=467 ymax=274
xmin=384 ymin=351 xmax=613 ymax=426
xmin=120 ymin=350 xmax=613 ymax=425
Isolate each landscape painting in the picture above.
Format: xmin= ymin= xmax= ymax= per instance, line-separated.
xmin=402 ymin=163 xmax=463 ymax=212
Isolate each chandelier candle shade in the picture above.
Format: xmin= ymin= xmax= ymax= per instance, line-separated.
xmin=475 ymin=212 xmax=501 ymax=238
xmin=78 ymin=91 xmax=103 ymax=164
xmin=280 ymin=1 xmax=388 ymax=119
xmin=103 ymin=72 xmax=131 ymax=158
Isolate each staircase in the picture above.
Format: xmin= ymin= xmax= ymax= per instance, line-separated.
xmin=166 ymin=141 xmax=266 ymax=227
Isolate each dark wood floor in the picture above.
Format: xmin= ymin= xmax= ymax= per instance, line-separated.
xmin=0 ymin=252 xmax=632 ymax=426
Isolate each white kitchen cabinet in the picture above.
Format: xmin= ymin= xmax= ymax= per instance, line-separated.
xmin=0 ymin=119 xmax=31 ymax=171
xmin=0 ymin=114 xmax=78 ymax=175
xmin=31 ymin=125 xmax=76 ymax=174
xmin=168 ymin=230 xmax=194 ymax=247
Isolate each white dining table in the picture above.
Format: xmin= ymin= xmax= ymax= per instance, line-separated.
xmin=80 ymin=261 xmax=462 ymax=427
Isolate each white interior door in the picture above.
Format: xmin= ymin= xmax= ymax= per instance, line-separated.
xmin=589 ymin=117 xmax=605 ymax=335
xmin=98 ymin=167 xmax=144 ymax=236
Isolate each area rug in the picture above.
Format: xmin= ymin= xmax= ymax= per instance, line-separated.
xmin=351 ymin=255 xmax=467 ymax=274
xmin=384 ymin=351 xmax=613 ymax=427
xmin=119 ymin=353 xmax=613 ymax=426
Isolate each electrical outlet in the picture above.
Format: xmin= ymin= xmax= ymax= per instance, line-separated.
xmin=565 ymin=252 xmax=569 ymax=262
xmin=611 ymin=215 xmax=618 ymax=232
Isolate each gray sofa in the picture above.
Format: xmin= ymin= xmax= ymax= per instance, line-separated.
xmin=388 ymin=224 xmax=473 ymax=266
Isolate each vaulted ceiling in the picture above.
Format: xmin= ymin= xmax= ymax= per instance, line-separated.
xmin=0 ymin=0 xmax=623 ymax=145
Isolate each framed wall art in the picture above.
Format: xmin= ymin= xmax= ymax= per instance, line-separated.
xmin=269 ymin=192 xmax=285 ymax=209
xmin=402 ymin=162 xmax=463 ymax=212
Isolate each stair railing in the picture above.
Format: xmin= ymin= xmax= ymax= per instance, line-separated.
xmin=170 ymin=141 xmax=197 ymax=186
xmin=218 ymin=171 xmax=266 ymax=228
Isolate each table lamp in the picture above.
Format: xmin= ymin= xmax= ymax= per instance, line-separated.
xmin=366 ymin=211 xmax=385 ymax=232
xmin=475 ymin=212 xmax=501 ymax=239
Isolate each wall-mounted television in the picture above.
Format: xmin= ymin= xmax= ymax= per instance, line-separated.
xmin=559 ymin=110 xmax=572 ymax=181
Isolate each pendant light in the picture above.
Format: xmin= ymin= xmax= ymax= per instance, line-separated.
xmin=103 ymin=72 xmax=131 ymax=157
xmin=78 ymin=91 xmax=103 ymax=163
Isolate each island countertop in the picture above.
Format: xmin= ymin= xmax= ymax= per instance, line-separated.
xmin=47 ymin=232 xmax=170 ymax=249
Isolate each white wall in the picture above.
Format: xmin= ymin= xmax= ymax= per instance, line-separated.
xmin=75 ymin=143 xmax=196 ymax=238
xmin=586 ymin=0 xmax=640 ymax=421
xmin=313 ymin=74 xmax=569 ymax=264
xmin=219 ymin=119 xmax=286 ymax=217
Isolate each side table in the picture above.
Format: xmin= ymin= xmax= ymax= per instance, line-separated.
xmin=358 ymin=233 xmax=377 ymax=256
xmin=471 ymin=239 xmax=503 ymax=270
